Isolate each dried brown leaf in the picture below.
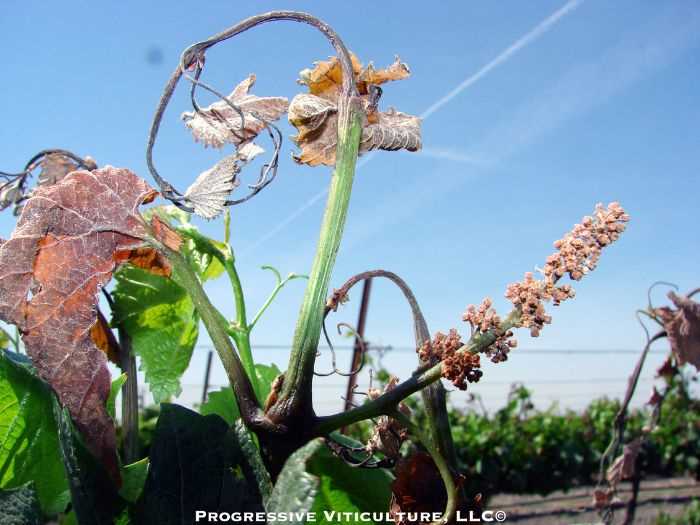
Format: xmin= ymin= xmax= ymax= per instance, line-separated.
xmin=181 ymin=74 xmax=288 ymax=149
xmin=606 ymin=438 xmax=641 ymax=488
xmin=92 ymin=310 xmax=121 ymax=364
xmin=658 ymin=292 xmax=700 ymax=371
xmin=150 ymin=215 xmax=183 ymax=252
xmin=121 ymin=246 xmax=172 ymax=277
xmin=358 ymin=56 xmax=411 ymax=91
xmin=0 ymin=166 xmax=158 ymax=483
xmin=37 ymin=153 xmax=96 ymax=187
xmin=290 ymin=54 xmax=421 ymax=167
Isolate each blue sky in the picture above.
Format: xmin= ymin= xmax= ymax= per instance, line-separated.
xmin=2 ymin=1 xmax=699 ymax=412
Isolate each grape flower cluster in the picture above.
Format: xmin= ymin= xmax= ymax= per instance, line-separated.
xmin=418 ymin=202 xmax=629 ymax=390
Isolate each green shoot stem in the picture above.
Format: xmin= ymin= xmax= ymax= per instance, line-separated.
xmin=222 ymin=255 xmax=260 ymax=395
xmin=162 ymin=243 xmax=262 ymax=418
xmin=277 ymin=95 xmax=363 ymax=413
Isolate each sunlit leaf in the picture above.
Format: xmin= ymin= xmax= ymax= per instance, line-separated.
xmin=0 ymin=166 xmax=158 ymax=483
xmin=182 ymin=74 xmax=288 ymax=149
xmin=289 ymin=54 xmax=421 ymax=166
xmin=112 ymin=266 xmax=199 ymax=403
xmin=0 ymin=351 xmax=68 ymax=514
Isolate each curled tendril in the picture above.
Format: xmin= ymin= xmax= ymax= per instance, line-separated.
xmin=179 ymin=67 xmax=283 ymax=210
xmin=146 ymin=10 xmax=358 ymax=211
xmin=646 ymin=280 xmax=679 ymax=311
xmin=314 ymin=321 xmax=367 ymax=377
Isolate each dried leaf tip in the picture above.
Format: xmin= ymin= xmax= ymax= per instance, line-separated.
xmin=182 ymin=74 xmax=288 ymax=149
xmin=656 ymin=292 xmax=700 ymax=371
xmin=181 ymin=75 xmax=283 ymax=218
xmin=289 ymin=53 xmax=421 ymax=167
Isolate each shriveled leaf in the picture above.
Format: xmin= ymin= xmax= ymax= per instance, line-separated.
xmin=134 ymin=404 xmax=260 ymax=523
xmin=298 ymin=53 xmax=363 ymax=100
xmin=606 ymin=438 xmax=642 ymax=487
xmin=37 ymin=153 xmax=96 ymax=188
xmin=149 ymin=215 xmax=183 ymax=252
xmin=54 ymin=402 xmax=125 ymax=525
xmin=112 ymin=265 xmax=199 ymax=403
xmin=290 ymin=54 xmax=421 ymax=167
xmin=0 ymin=482 xmax=42 ymax=525
xmin=266 ymin=439 xmax=324 ymax=519
xmin=0 ymin=351 xmax=68 ymax=514
xmin=0 ymin=180 xmax=24 ymax=212
xmin=184 ymin=154 xmax=241 ymax=220
xmin=91 ymin=310 xmax=120 ymax=365
xmin=0 ymin=166 xmax=158 ymax=482
xmin=358 ymin=56 xmax=411 ymax=89
xmin=657 ymin=292 xmax=700 ymax=371
xmin=360 ymin=108 xmax=421 ymax=153
xmin=390 ymin=452 xmax=447 ymax=523
xmin=182 ymin=74 xmax=288 ymax=149
xmin=116 ymin=246 xmax=172 ymax=277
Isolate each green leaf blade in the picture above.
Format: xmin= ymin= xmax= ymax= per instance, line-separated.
xmin=112 ymin=266 xmax=199 ymax=403
xmin=0 ymin=351 xmax=68 ymax=515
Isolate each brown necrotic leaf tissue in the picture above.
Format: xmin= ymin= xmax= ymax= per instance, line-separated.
xmin=288 ymin=54 xmax=421 ymax=167
xmin=0 ymin=166 xmax=158 ymax=483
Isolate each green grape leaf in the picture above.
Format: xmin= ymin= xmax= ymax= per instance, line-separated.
xmin=200 ymin=387 xmax=240 ymax=426
xmin=112 ymin=266 xmax=199 ymax=403
xmin=267 ymin=439 xmax=324 ymax=521
xmin=233 ymin=421 xmax=272 ymax=506
xmin=0 ymin=482 xmax=42 ymax=525
xmin=306 ymin=436 xmax=392 ymax=523
xmin=54 ymin=402 xmax=125 ymax=525
xmin=119 ymin=458 xmax=149 ymax=503
xmin=200 ymin=363 xmax=282 ymax=425
xmin=0 ymin=351 xmax=68 ymax=514
xmin=134 ymin=404 xmax=260 ymax=523
xmin=0 ymin=327 xmax=11 ymax=350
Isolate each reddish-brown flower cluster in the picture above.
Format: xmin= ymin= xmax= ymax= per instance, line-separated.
xmin=419 ymin=329 xmax=482 ymax=390
xmin=506 ymin=202 xmax=629 ymax=337
xmin=366 ymin=376 xmax=411 ymax=458
xmin=462 ymin=298 xmax=517 ymax=362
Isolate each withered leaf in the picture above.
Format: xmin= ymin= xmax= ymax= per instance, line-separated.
xmin=91 ymin=310 xmax=121 ymax=364
xmin=37 ymin=153 xmax=96 ymax=188
xmin=290 ymin=54 xmax=421 ymax=167
xmin=181 ymin=74 xmax=288 ymax=149
xmin=150 ymin=215 xmax=183 ymax=253
xmin=647 ymin=386 xmax=663 ymax=407
xmin=390 ymin=453 xmax=446 ymax=523
xmin=0 ymin=179 xmax=24 ymax=211
xmin=0 ymin=166 xmax=158 ymax=483
xmin=606 ymin=438 xmax=641 ymax=487
xmin=120 ymin=246 xmax=172 ymax=277
xmin=657 ymin=292 xmax=700 ymax=371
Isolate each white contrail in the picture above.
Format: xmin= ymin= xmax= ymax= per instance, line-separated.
xmin=243 ymin=0 xmax=582 ymax=255
xmin=419 ymin=0 xmax=583 ymax=119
